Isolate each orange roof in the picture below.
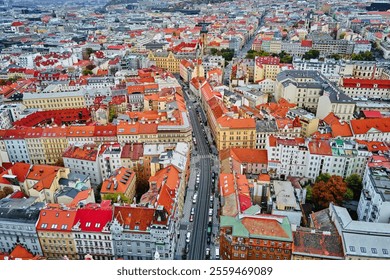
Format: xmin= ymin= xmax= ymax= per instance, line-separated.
xmin=356 ymin=140 xmax=390 ymax=153
xmin=258 ymin=173 xmax=271 ymax=182
xmin=331 ymin=122 xmax=353 ymax=137
xmin=67 ymin=125 xmax=95 ymax=137
xmin=101 ymin=167 xmax=136 ymax=195
xmin=350 ymin=118 xmax=390 ymax=135
xmin=220 ymin=147 xmax=268 ymax=164
xmin=219 ymin=173 xmax=235 ymax=197
xmin=62 ymin=144 xmax=99 ymax=161
xmin=308 ymin=140 xmax=332 ymax=156
xmin=323 ymin=112 xmax=340 ymax=125
xmin=241 ymin=215 xmax=291 ymax=239
xmin=218 ymin=116 xmax=256 ymax=129
xmin=113 ymin=205 xmax=155 ymax=231
xmin=36 ymin=205 xmax=77 ymax=232
xmin=0 ymin=244 xmax=43 ymax=260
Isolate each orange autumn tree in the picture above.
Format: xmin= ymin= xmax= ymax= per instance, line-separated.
xmin=312 ymin=175 xmax=347 ymax=209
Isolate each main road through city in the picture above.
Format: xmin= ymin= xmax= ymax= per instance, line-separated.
xmin=182 ymin=90 xmax=214 ymax=260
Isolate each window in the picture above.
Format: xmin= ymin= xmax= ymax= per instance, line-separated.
xmin=61 ymin=225 xmax=67 ymax=230
xmin=86 ymin=222 xmax=91 ymax=227
xmin=383 ymin=249 xmax=388 ymax=255
xmin=51 ymin=224 xmax=58 ymax=229
xmin=371 ymin=248 xmax=377 ymax=254
xmin=360 ymin=247 xmax=366 ymax=253
xmin=349 ymin=246 xmax=355 ymax=252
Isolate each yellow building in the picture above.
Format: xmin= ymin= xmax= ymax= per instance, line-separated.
xmin=25 ymin=127 xmax=46 ymax=164
xmin=100 ymin=167 xmax=137 ymax=202
xmin=24 ymin=165 xmax=70 ymax=203
xmin=23 ymin=91 xmax=86 ymax=110
xmin=254 ymin=56 xmax=282 ymax=82
xmin=147 ymin=51 xmax=181 ymax=73
xmin=36 ymin=205 xmax=78 ymax=260
xmin=41 ymin=127 xmax=69 ymax=165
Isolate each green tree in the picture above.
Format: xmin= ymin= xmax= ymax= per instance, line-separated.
xmin=85 ymin=47 xmax=95 ymax=58
xmin=330 ymin=54 xmax=341 ymax=60
xmin=303 ymin=49 xmax=320 ymax=60
xmin=245 ymin=49 xmax=270 ymax=59
xmin=351 ymin=51 xmax=374 ymax=61
xmin=102 ymin=193 xmax=131 ymax=204
xmin=345 ymin=174 xmax=363 ymax=200
xmin=344 ymin=188 xmax=354 ymax=201
xmin=306 ymin=186 xmax=313 ymax=202
xmin=108 ymin=105 xmax=117 ymax=123
xmin=82 ymin=69 xmax=93 ymax=76
xmin=312 ymin=175 xmax=348 ymax=209
xmin=339 ymin=32 xmax=346 ymax=39
xmin=210 ymin=48 xmax=218 ymax=55
xmin=315 ymin=173 xmax=331 ymax=183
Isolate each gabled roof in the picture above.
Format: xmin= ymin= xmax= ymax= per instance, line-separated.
xmin=331 ymin=122 xmax=353 ymax=137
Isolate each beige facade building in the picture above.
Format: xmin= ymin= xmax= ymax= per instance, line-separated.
xmin=23 ymin=91 xmax=86 ymax=110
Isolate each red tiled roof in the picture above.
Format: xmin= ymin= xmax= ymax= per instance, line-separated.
xmin=308 ymin=140 xmax=332 ymax=156
xmin=62 ymin=144 xmax=99 ymax=161
xmin=350 ymin=118 xmax=390 ymax=135
xmin=218 ymin=116 xmax=256 ymax=129
xmin=36 ymin=205 xmax=77 ymax=232
xmin=101 ymin=167 xmax=136 ymax=195
xmin=362 ymin=110 xmax=382 ymax=119
xmin=73 ymin=202 xmax=112 ymax=232
xmin=121 ymin=143 xmax=144 ymax=160
xmin=331 ymin=122 xmax=353 ymax=137
xmin=113 ymin=205 xmax=155 ymax=231
xmin=342 ymin=78 xmax=390 ymax=89
xmin=241 ymin=215 xmax=291 ymax=239
xmin=220 ymin=147 xmax=268 ymax=164
xmin=323 ymin=112 xmax=340 ymax=125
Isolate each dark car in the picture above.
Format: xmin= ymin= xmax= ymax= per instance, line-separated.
xmin=205 ymin=248 xmax=210 ymax=259
xmin=207 ymin=236 xmax=211 ymax=244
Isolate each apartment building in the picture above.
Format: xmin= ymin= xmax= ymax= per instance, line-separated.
xmin=100 ymin=167 xmax=136 ymax=202
xmin=36 ymin=204 xmax=78 ymax=260
xmin=72 ymin=201 xmax=114 ymax=260
xmin=330 ymin=203 xmax=390 ymax=259
xmin=62 ymin=144 xmax=102 ymax=185
xmin=358 ymin=155 xmax=390 ymax=223
xmin=23 ymin=90 xmax=86 ymax=110
xmin=220 ymin=214 xmax=293 ymax=260
xmin=0 ymin=197 xmax=45 ymax=256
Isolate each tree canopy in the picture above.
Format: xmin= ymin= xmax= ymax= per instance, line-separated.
xmin=351 ymin=51 xmax=374 ymax=61
xmin=312 ymin=175 xmax=348 ymax=209
xmin=210 ymin=48 xmax=235 ymax=61
xmin=303 ymin=49 xmax=320 ymax=60
xmin=345 ymin=174 xmax=363 ymax=200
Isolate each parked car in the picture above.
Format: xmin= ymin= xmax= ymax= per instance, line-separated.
xmin=189 ymin=214 xmax=194 ymax=222
xmin=205 ymin=248 xmax=210 ymax=259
